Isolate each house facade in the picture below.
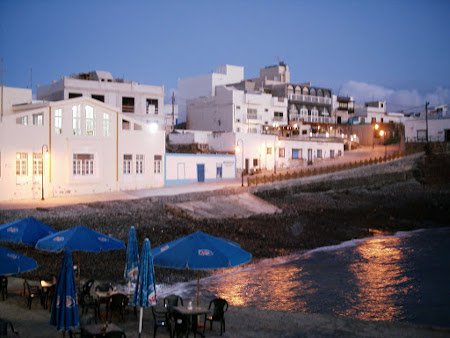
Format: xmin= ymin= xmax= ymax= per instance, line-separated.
xmin=36 ymin=71 xmax=166 ymax=130
xmin=0 ymin=97 xmax=165 ymax=201
xmin=186 ymin=85 xmax=288 ymax=134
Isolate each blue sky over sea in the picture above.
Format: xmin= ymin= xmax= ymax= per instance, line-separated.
xmin=1 ymin=0 xmax=449 ymax=110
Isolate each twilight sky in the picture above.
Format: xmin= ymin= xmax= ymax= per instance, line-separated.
xmin=1 ymin=0 xmax=449 ymax=111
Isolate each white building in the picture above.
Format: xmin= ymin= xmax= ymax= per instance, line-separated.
xmin=177 ymin=65 xmax=244 ymax=122
xmin=187 ymin=85 xmax=288 ymax=134
xmin=353 ymin=101 xmax=405 ymax=124
xmin=0 ymin=97 xmax=165 ymax=201
xmin=165 ymin=153 xmax=235 ymax=185
xmin=208 ymin=132 xmax=344 ymax=173
xmin=332 ymin=95 xmax=355 ymax=125
xmin=36 ymin=70 xmax=166 ymax=130
xmin=0 ymin=86 xmax=32 ymax=122
xmin=404 ymin=109 xmax=450 ymax=142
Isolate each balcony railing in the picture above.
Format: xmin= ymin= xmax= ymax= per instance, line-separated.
xmin=289 ymin=114 xmax=336 ymax=124
xmin=122 ymin=105 xmax=135 ymax=113
xmin=288 ymin=94 xmax=332 ymax=105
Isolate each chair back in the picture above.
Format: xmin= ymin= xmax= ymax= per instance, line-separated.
xmin=82 ymin=279 xmax=95 ymax=294
xmin=164 ymin=294 xmax=183 ymax=308
xmin=95 ymin=282 xmax=113 ymax=293
xmin=210 ymin=298 xmax=228 ymax=319
xmin=151 ymin=306 xmax=169 ymax=326
xmin=109 ymin=294 xmax=128 ymax=310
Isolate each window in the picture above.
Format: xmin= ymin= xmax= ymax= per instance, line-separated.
xmin=154 ymin=155 xmax=162 ymax=174
xmin=32 ymin=113 xmax=44 ymax=126
xmin=279 ymin=147 xmax=285 ymax=158
xmin=123 ymin=154 xmax=132 ymax=174
xmin=103 ymin=113 xmax=110 ymax=137
xmin=338 ymin=150 xmax=342 ymax=157
xmin=146 ymin=99 xmax=158 ymax=114
xmin=253 ymin=159 xmax=258 ymax=167
xmin=417 ymin=130 xmax=426 ymax=141
xmin=266 ymin=147 xmax=272 ymax=155
xmin=330 ymin=150 xmax=335 ymax=159
xmin=16 ymin=152 xmax=28 ymax=176
xmin=68 ymin=92 xmax=82 ymax=99
xmin=247 ymin=108 xmax=257 ymax=120
xmin=122 ymin=97 xmax=135 ymax=113
xmin=317 ymin=149 xmax=323 ymax=159
xmin=216 ymin=164 xmax=222 ymax=178
xmin=136 ymin=154 xmax=144 ymax=174
xmin=55 ymin=109 xmax=62 ymax=134
xmin=274 ymin=111 xmax=283 ymax=121
xmin=292 ymin=148 xmax=302 ymax=159
xmin=85 ymin=105 xmax=95 ymax=136
xmin=91 ymin=94 xmax=104 ymax=102
xmin=265 ymin=108 xmax=269 ymax=112
xmin=73 ymin=153 xmax=94 ymax=176
xmin=33 ymin=153 xmax=43 ymax=176
xmin=122 ymin=119 xmax=131 ymax=130
xmin=72 ymin=105 xmax=81 ymax=135
xmin=236 ymin=105 xmax=241 ymax=110
xmin=371 ymin=117 xmax=376 ymax=124
xmin=16 ymin=116 xmax=28 ymax=125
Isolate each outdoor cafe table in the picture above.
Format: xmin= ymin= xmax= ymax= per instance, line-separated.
xmin=173 ymin=305 xmax=210 ymax=337
xmin=80 ymin=322 xmax=124 ymax=337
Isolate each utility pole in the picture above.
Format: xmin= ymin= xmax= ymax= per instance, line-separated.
xmin=425 ymin=101 xmax=429 ymax=143
xmin=171 ymin=92 xmax=175 ymax=131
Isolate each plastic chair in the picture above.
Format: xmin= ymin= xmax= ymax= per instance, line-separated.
xmin=23 ymin=280 xmax=41 ymax=309
xmin=203 ymin=298 xmax=228 ymax=336
xmin=79 ymin=279 xmax=96 ymax=316
xmin=164 ymin=294 xmax=184 ymax=309
xmin=151 ymin=306 xmax=172 ymax=338
xmin=0 ymin=318 xmax=19 ymax=337
xmin=172 ymin=311 xmax=189 ymax=338
xmin=0 ymin=276 xmax=7 ymax=301
xmin=108 ymin=294 xmax=129 ymax=322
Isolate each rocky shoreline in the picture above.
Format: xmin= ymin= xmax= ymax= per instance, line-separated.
xmin=0 ymin=153 xmax=449 ymax=286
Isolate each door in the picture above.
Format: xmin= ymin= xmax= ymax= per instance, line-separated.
xmin=307 ymin=149 xmax=313 ymax=165
xmin=197 ymin=164 xmax=205 ymax=182
xmin=245 ymin=158 xmax=249 ymax=174
xmin=445 ymin=129 xmax=450 ymax=142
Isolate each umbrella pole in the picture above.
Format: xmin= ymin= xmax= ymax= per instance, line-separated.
xmin=138 ymin=307 xmax=143 ymax=338
xmin=196 ymin=271 xmax=200 ymax=306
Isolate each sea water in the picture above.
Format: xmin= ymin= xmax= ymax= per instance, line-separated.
xmin=156 ymin=227 xmax=450 ymax=328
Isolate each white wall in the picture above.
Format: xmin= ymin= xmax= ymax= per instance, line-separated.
xmin=165 ymin=153 xmax=235 ymax=185
xmin=404 ymin=118 xmax=450 ymax=142
xmin=0 ymin=86 xmax=32 ymax=122
xmin=0 ymin=97 xmax=165 ymax=201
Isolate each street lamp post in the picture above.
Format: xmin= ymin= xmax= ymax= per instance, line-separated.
xmin=379 ymin=130 xmax=386 ymax=160
xmin=236 ymin=139 xmax=244 ymax=187
xmin=373 ymin=123 xmax=379 ymax=149
xmin=41 ymin=144 xmax=48 ymax=200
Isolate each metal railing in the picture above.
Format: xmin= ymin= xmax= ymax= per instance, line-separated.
xmin=288 ymin=94 xmax=332 ymax=105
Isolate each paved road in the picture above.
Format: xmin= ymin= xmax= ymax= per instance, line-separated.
xmin=0 ymin=145 xmax=404 ymax=210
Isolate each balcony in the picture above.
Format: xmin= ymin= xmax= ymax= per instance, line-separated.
xmin=288 ymin=94 xmax=332 ymax=105
xmin=289 ymin=114 xmax=336 ymax=124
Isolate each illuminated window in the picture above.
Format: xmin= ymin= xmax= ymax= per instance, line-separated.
xmin=136 ymin=154 xmax=144 ymax=174
xmin=16 ymin=152 xmax=28 ymax=176
xmin=54 ymin=109 xmax=62 ymax=134
xmin=72 ymin=105 xmax=81 ymax=135
xmin=123 ymin=154 xmax=132 ymax=174
xmin=73 ymin=153 xmax=94 ymax=176
xmin=33 ymin=153 xmax=43 ymax=175
xmin=266 ymin=147 xmax=272 ymax=155
xmin=154 ymin=155 xmax=162 ymax=174
xmin=103 ymin=113 xmax=110 ymax=137
xmin=85 ymin=105 xmax=95 ymax=136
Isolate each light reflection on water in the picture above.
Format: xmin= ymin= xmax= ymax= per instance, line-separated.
xmin=195 ymin=228 xmax=450 ymax=327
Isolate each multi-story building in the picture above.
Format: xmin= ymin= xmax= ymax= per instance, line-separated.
xmin=186 ymin=84 xmax=288 ymax=134
xmin=177 ymin=65 xmax=245 ymax=122
xmin=36 ymin=70 xmax=166 ymax=130
xmin=332 ymin=95 xmax=355 ymax=125
xmin=0 ymin=96 xmax=165 ymax=201
xmin=352 ymin=101 xmax=405 ymax=124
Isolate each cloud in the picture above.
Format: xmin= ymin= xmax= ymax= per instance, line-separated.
xmin=341 ymin=81 xmax=449 ymax=112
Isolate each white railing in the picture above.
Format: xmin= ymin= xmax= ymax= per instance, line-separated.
xmin=289 ymin=115 xmax=336 ymax=124
xmin=288 ymin=94 xmax=332 ymax=105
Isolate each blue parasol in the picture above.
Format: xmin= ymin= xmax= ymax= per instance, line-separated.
xmin=124 ymin=226 xmax=139 ymax=286
xmin=35 ymin=225 xmax=125 ymax=287
xmin=133 ymin=238 xmax=156 ymax=338
xmin=0 ymin=247 xmax=38 ymax=275
xmin=152 ymin=230 xmax=252 ymax=304
xmin=0 ymin=217 xmax=55 ymax=246
xmin=50 ymin=251 xmax=79 ymax=333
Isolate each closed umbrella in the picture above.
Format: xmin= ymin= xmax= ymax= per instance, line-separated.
xmin=152 ymin=230 xmax=252 ymax=304
xmin=0 ymin=247 xmax=38 ymax=275
xmin=124 ymin=226 xmax=139 ymax=294
xmin=133 ymin=238 xmax=156 ymax=338
xmin=50 ymin=251 xmax=79 ymax=337
xmin=0 ymin=217 xmax=55 ymax=246
xmin=35 ymin=225 xmax=125 ymax=287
